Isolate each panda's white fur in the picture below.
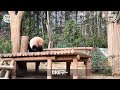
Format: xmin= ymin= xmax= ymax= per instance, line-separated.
xmin=30 ymin=36 xmax=44 ymax=49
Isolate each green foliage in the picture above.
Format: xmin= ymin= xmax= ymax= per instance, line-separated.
xmin=52 ymin=20 xmax=82 ymax=48
xmin=83 ymin=34 xmax=107 ymax=48
xmin=0 ymin=38 xmax=12 ymax=54
xmin=91 ymin=48 xmax=112 ymax=75
xmin=52 ymin=20 xmax=107 ymax=48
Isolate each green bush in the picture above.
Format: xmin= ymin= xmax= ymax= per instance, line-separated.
xmin=0 ymin=38 xmax=12 ymax=54
xmin=91 ymin=48 xmax=112 ymax=75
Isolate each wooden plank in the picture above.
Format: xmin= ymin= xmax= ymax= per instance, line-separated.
xmin=1 ymin=57 xmax=55 ymax=61
xmin=44 ymin=47 xmax=93 ymax=51
xmin=0 ymin=50 xmax=91 ymax=58
xmin=0 ymin=66 xmax=14 ymax=69
xmin=1 ymin=55 xmax=89 ymax=61
xmin=73 ymin=58 xmax=78 ymax=79
xmin=47 ymin=59 xmax=52 ymax=79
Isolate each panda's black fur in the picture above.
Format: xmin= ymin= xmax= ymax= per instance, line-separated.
xmin=28 ymin=43 xmax=43 ymax=52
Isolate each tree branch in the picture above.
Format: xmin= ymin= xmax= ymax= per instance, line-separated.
xmin=17 ymin=11 xmax=25 ymax=17
xmin=8 ymin=11 xmax=15 ymax=15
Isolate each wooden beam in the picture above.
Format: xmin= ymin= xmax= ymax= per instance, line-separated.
xmin=0 ymin=51 xmax=90 ymax=58
xmin=1 ymin=57 xmax=55 ymax=61
xmin=0 ymin=66 xmax=14 ymax=69
xmin=20 ymin=36 xmax=29 ymax=52
xmin=47 ymin=59 xmax=52 ymax=79
xmin=73 ymin=58 xmax=78 ymax=79
xmin=44 ymin=47 xmax=93 ymax=51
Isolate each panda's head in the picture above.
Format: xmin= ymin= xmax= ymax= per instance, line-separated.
xmin=29 ymin=36 xmax=44 ymax=52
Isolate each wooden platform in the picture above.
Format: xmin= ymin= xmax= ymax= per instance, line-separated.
xmin=0 ymin=47 xmax=93 ymax=79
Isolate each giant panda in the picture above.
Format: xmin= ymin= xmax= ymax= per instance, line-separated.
xmin=28 ymin=36 xmax=44 ymax=72
xmin=28 ymin=36 xmax=44 ymax=52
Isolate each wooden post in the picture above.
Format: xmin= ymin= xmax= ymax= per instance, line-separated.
xmin=85 ymin=50 xmax=91 ymax=78
xmin=47 ymin=59 xmax=52 ymax=79
xmin=20 ymin=36 xmax=29 ymax=52
xmin=73 ymin=58 xmax=78 ymax=79
xmin=85 ymin=59 xmax=90 ymax=79
xmin=35 ymin=62 xmax=40 ymax=73
xmin=66 ymin=62 xmax=71 ymax=76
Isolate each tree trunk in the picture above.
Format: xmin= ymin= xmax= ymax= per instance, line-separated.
xmin=76 ymin=11 xmax=78 ymax=23
xmin=55 ymin=11 xmax=58 ymax=28
xmin=46 ymin=11 xmax=52 ymax=48
xmin=107 ymin=22 xmax=120 ymax=76
xmin=8 ymin=11 xmax=24 ymax=53
xmin=8 ymin=11 xmax=24 ymax=76
xmin=65 ymin=11 xmax=70 ymax=22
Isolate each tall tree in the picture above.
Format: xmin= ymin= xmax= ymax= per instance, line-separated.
xmin=46 ymin=11 xmax=52 ymax=48
xmin=8 ymin=11 xmax=24 ymax=53
xmin=103 ymin=11 xmax=120 ymax=76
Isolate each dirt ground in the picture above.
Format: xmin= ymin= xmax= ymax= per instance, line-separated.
xmin=11 ymin=62 xmax=120 ymax=79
